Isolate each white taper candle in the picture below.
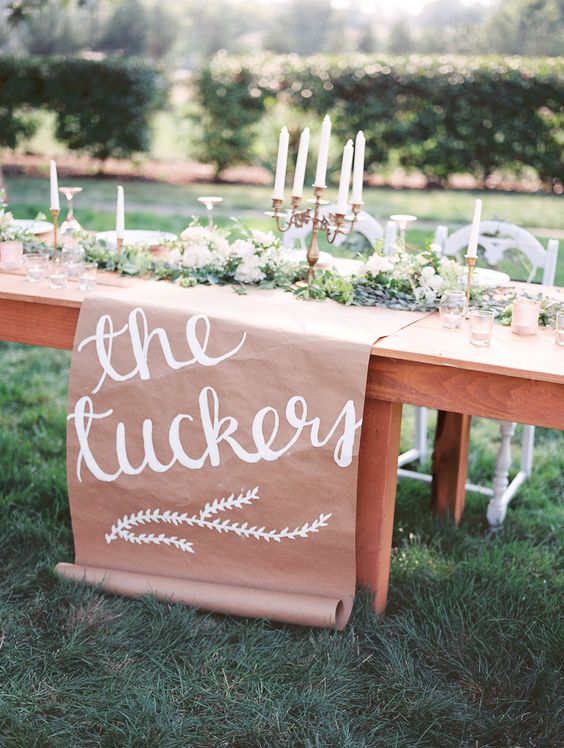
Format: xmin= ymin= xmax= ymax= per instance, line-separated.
xmin=116 ymin=185 xmax=125 ymax=240
xmin=336 ymin=139 xmax=354 ymax=214
xmin=272 ymin=126 xmax=289 ymax=200
xmin=351 ymin=130 xmax=365 ymax=204
xmin=467 ymin=198 xmax=482 ymax=258
xmin=291 ymin=127 xmax=310 ymax=198
xmin=49 ymin=160 xmax=60 ymax=211
xmin=314 ymin=115 xmax=332 ymax=188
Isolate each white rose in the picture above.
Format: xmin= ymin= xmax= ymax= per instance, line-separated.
xmin=231 ymin=239 xmax=255 ymax=260
xmin=181 ymin=243 xmax=214 ymax=269
xmin=180 ymin=226 xmax=211 ymax=243
xmin=424 ymin=288 xmax=437 ymax=303
xmin=421 ymin=266 xmax=436 ymax=280
xmin=364 ymin=253 xmax=394 ymax=276
xmin=167 ymin=248 xmax=182 ymax=266
xmin=234 ymin=254 xmax=266 ymax=284
xmin=430 ymin=242 xmax=443 ymax=256
xmin=251 ymin=229 xmax=277 ymax=247
xmin=428 ymin=275 xmax=444 ymax=292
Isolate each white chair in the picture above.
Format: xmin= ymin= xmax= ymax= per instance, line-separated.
xmin=282 ymin=205 xmax=397 ymax=254
xmin=428 ymin=220 xmax=560 ymax=525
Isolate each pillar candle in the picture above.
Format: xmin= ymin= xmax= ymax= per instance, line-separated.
xmin=116 ymin=185 xmax=125 ymax=240
xmin=272 ymin=127 xmax=289 ymax=200
xmin=336 ymin=140 xmax=354 ymax=215
xmin=49 ymin=160 xmax=60 ymax=211
xmin=291 ymin=127 xmax=310 ymax=198
xmin=467 ymin=199 xmax=482 ymax=258
xmin=314 ymin=115 xmax=332 ymax=188
xmin=351 ymin=130 xmax=365 ymax=204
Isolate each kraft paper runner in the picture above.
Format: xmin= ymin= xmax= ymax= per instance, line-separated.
xmin=59 ymin=282 xmax=428 ymax=629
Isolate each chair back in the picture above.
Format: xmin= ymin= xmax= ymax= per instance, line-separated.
xmin=436 ymin=220 xmax=559 ymax=285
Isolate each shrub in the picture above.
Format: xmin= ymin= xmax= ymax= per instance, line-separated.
xmin=195 ymin=53 xmax=564 ymax=186
xmin=0 ymin=56 xmax=165 ymax=160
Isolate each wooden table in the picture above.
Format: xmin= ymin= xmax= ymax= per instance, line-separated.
xmin=1 ymin=271 xmax=563 ymax=615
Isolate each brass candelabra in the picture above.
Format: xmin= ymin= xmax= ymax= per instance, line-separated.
xmin=267 ymin=186 xmax=362 ymax=284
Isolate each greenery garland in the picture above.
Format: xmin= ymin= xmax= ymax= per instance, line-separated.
xmin=11 ymin=216 xmax=564 ymax=328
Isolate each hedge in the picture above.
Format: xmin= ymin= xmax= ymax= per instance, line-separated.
xmin=195 ymin=53 xmax=564 ymax=186
xmin=0 ymin=56 xmax=165 ymax=160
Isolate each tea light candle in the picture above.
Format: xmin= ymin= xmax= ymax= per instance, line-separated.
xmin=511 ymin=298 xmax=540 ymax=336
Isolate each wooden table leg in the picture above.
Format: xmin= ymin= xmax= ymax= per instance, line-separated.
xmin=431 ymin=410 xmax=471 ymax=524
xmin=356 ymin=397 xmax=403 ymax=614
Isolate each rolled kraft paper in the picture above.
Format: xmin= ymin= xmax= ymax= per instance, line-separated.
xmin=55 ymin=562 xmax=345 ymax=630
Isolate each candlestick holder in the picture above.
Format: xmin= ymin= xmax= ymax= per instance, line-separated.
xmin=117 ymin=237 xmax=124 ymax=255
xmin=267 ymin=187 xmax=362 ymax=284
xmin=465 ymin=254 xmax=476 ymax=317
xmin=50 ymin=208 xmax=59 ymax=256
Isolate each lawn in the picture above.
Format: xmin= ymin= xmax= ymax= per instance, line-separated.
xmin=0 ymin=344 xmax=562 ymax=746
xmin=1 ymin=175 xmax=563 ymax=745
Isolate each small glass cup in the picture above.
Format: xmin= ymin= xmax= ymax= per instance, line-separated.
xmin=23 ymin=253 xmax=50 ymax=283
xmin=556 ymin=312 xmax=564 ymax=347
xmin=0 ymin=240 xmax=24 ymax=270
xmin=439 ymin=291 xmax=466 ymax=329
xmin=511 ymin=298 xmax=539 ymax=336
xmin=469 ymin=309 xmax=494 ymax=347
xmin=79 ymin=261 xmax=98 ymax=292
xmin=62 ymin=245 xmax=85 ymax=279
xmin=48 ymin=258 xmax=69 ymax=289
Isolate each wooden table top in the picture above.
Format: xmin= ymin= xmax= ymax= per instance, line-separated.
xmin=1 ymin=269 xmax=563 ymax=385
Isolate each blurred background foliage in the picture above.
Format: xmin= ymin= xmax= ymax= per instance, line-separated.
xmin=2 ymin=0 xmax=563 ymax=64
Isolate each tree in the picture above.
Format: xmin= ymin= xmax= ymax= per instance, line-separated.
xmin=386 ymin=20 xmax=414 ymax=54
xmin=483 ymin=0 xmax=564 ymax=57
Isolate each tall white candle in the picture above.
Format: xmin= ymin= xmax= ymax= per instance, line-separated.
xmin=467 ymin=198 xmax=482 ymax=258
xmin=291 ymin=127 xmax=310 ymax=198
xmin=116 ymin=185 xmax=125 ymax=240
xmin=49 ymin=160 xmax=60 ymax=211
xmin=336 ymin=139 xmax=354 ymax=214
xmin=272 ymin=127 xmax=289 ymax=200
xmin=351 ymin=130 xmax=365 ymax=204
xmin=314 ymin=114 xmax=332 ymax=188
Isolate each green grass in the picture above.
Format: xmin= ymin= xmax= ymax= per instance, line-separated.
xmin=0 ymin=342 xmax=563 ymax=747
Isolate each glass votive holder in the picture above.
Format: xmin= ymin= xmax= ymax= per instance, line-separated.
xmin=62 ymin=245 xmax=85 ymax=279
xmin=556 ymin=312 xmax=564 ymax=347
xmin=23 ymin=253 xmax=50 ymax=283
xmin=48 ymin=258 xmax=69 ymax=289
xmin=0 ymin=240 xmax=24 ymax=270
xmin=78 ymin=261 xmax=98 ymax=292
xmin=468 ymin=309 xmax=494 ymax=347
xmin=511 ymin=298 xmax=540 ymax=336
xmin=439 ymin=291 xmax=466 ymax=329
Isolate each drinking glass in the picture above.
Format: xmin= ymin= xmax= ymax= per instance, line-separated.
xmin=511 ymin=298 xmax=539 ymax=336
xmin=468 ymin=309 xmax=494 ymax=347
xmin=556 ymin=312 xmax=564 ymax=347
xmin=0 ymin=240 xmax=24 ymax=270
xmin=59 ymin=186 xmax=83 ymax=237
xmin=439 ymin=291 xmax=466 ymax=329
xmin=62 ymin=245 xmax=85 ymax=279
xmin=79 ymin=261 xmax=98 ymax=292
xmin=48 ymin=258 xmax=69 ymax=289
xmin=23 ymin=253 xmax=49 ymax=283
xmin=389 ymin=214 xmax=417 ymax=250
